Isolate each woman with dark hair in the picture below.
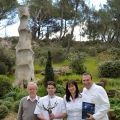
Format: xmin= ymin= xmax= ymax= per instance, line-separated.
xmin=64 ymin=80 xmax=83 ymax=120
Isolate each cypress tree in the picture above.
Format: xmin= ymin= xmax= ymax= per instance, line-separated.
xmin=44 ymin=51 xmax=54 ymax=86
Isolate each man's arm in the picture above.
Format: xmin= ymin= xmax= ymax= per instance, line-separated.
xmin=92 ymin=87 xmax=110 ymax=120
xmin=17 ymin=99 xmax=24 ymax=120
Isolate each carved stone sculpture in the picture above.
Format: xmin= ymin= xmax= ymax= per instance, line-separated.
xmin=15 ymin=5 xmax=34 ymax=87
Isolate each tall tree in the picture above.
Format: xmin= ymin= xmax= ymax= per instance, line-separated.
xmin=0 ymin=0 xmax=17 ymax=20
xmin=29 ymin=0 xmax=53 ymax=39
xmin=0 ymin=0 xmax=18 ymax=32
xmin=44 ymin=51 xmax=54 ymax=86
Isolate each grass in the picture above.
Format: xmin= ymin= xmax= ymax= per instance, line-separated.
xmin=58 ymin=74 xmax=81 ymax=81
xmin=53 ymin=60 xmax=69 ymax=67
xmin=84 ymin=56 xmax=99 ymax=81
xmin=34 ymin=64 xmax=44 ymax=70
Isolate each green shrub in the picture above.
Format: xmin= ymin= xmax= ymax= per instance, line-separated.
xmin=0 ymin=46 xmax=15 ymax=73
xmin=4 ymin=97 xmax=14 ymax=102
xmin=13 ymin=100 xmax=20 ymax=113
xmin=0 ymin=62 xmax=8 ymax=74
xmin=69 ymin=52 xmax=86 ymax=74
xmin=109 ymin=47 xmax=120 ymax=60
xmin=70 ymin=58 xmax=86 ymax=74
xmin=88 ymin=47 xmax=97 ymax=56
xmin=0 ymin=99 xmax=3 ymax=105
xmin=114 ymin=107 xmax=120 ymax=120
xmin=38 ymin=56 xmax=47 ymax=65
xmin=56 ymin=84 xmax=65 ymax=96
xmin=5 ymin=91 xmax=17 ymax=100
xmin=0 ymin=79 xmax=12 ymax=98
xmin=16 ymin=91 xmax=27 ymax=100
xmin=71 ymin=62 xmax=86 ymax=74
xmin=51 ymin=48 xmax=65 ymax=63
xmin=37 ymin=85 xmax=47 ymax=97
xmin=3 ymin=101 xmax=12 ymax=110
xmin=56 ymin=79 xmax=63 ymax=85
xmin=0 ymin=105 xmax=9 ymax=119
xmin=99 ymin=60 xmax=120 ymax=78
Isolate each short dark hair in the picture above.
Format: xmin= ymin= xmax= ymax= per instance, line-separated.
xmin=82 ymin=72 xmax=92 ymax=80
xmin=47 ymin=81 xmax=56 ymax=88
xmin=66 ymin=80 xmax=79 ymax=102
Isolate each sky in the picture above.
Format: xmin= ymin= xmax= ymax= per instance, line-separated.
xmin=0 ymin=0 xmax=107 ymax=40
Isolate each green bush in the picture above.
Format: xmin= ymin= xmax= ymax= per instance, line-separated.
xmin=37 ymin=85 xmax=47 ymax=97
xmin=0 ymin=105 xmax=9 ymax=119
xmin=0 ymin=62 xmax=8 ymax=74
xmin=56 ymin=84 xmax=65 ymax=96
xmin=0 ymin=79 xmax=12 ymax=98
xmin=70 ymin=57 xmax=86 ymax=74
xmin=56 ymin=79 xmax=63 ymax=85
xmin=109 ymin=47 xmax=120 ymax=60
xmin=99 ymin=60 xmax=120 ymax=78
xmin=16 ymin=91 xmax=27 ymax=100
xmin=3 ymin=101 xmax=12 ymax=110
xmin=0 ymin=99 xmax=3 ymax=105
xmin=13 ymin=100 xmax=20 ymax=113
xmin=88 ymin=47 xmax=97 ymax=56
xmin=4 ymin=97 xmax=14 ymax=102
xmin=114 ymin=108 xmax=120 ymax=120
xmin=51 ymin=48 xmax=65 ymax=63
xmin=38 ymin=56 xmax=47 ymax=65
xmin=0 ymin=46 xmax=15 ymax=73
xmin=5 ymin=91 xmax=17 ymax=100
xmin=68 ymin=52 xmax=86 ymax=74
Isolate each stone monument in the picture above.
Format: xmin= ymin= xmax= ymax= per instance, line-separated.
xmin=15 ymin=5 xmax=34 ymax=87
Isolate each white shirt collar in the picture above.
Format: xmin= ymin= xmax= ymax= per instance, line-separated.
xmin=27 ymin=95 xmax=39 ymax=102
xmin=47 ymin=95 xmax=55 ymax=99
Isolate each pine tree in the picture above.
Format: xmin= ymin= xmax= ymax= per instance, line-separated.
xmin=44 ymin=51 xmax=54 ymax=86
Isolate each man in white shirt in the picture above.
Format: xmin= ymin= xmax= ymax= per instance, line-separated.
xmin=34 ymin=81 xmax=66 ymax=120
xmin=82 ymin=73 xmax=110 ymax=120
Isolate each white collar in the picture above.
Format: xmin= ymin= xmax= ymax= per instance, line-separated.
xmin=47 ymin=95 xmax=56 ymax=99
xmin=27 ymin=95 xmax=39 ymax=102
xmin=87 ymin=83 xmax=95 ymax=90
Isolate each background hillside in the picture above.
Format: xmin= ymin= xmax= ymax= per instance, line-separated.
xmin=0 ymin=36 xmax=120 ymax=120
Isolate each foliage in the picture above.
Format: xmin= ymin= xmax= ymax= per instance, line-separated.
xmin=0 ymin=105 xmax=9 ymax=119
xmin=56 ymin=84 xmax=65 ymax=96
xmin=109 ymin=89 xmax=120 ymax=119
xmin=69 ymin=52 xmax=86 ymax=74
xmin=51 ymin=48 xmax=65 ymax=63
xmin=0 ymin=99 xmax=3 ymax=105
xmin=0 ymin=61 xmax=8 ymax=74
xmin=88 ymin=47 xmax=97 ymax=56
xmin=0 ymin=79 xmax=12 ymax=98
xmin=5 ymin=91 xmax=17 ymax=101
xmin=99 ymin=60 xmax=120 ymax=78
xmin=0 ymin=0 xmax=17 ymax=20
xmin=16 ymin=91 xmax=27 ymax=100
xmin=44 ymin=51 xmax=54 ymax=86
xmin=13 ymin=100 xmax=20 ymax=113
xmin=3 ymin=101 xmax=12 ymax=110
xmin=0 ymin=46 xmax=15 ymax=73
xmin=37 ymin=85 xmax=47 ymax=97
xmin=109 ymin=47 xmax=120 ymax=60
xmin=4 ymin=97 xmax=14 ymax=102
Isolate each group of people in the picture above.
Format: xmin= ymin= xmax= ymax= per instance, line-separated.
xmin=17 ymin=73 xmax=110 ymax=120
